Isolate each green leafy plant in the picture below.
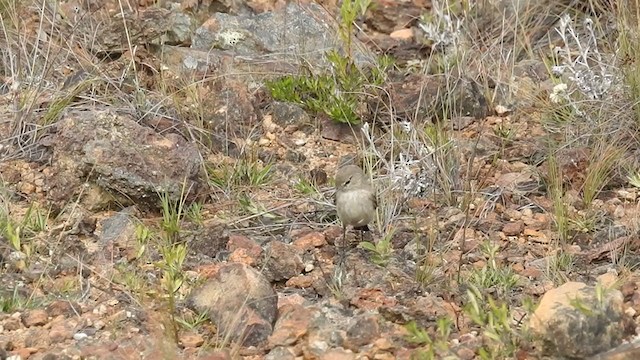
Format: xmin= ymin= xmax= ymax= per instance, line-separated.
xmin=0 ymin=203 xmax=49 ymax=268
xmin=359 ymin=228 xmax=394 ymax=266
xmin=266 ymin=0 xmax=392 ymax=125
xmin=404 ymin=317 xmax=454 ymax=359
xmin=467 ymin=241 xmax=519 ymax=297
xmin=465 ymin=287 xmax=524 ymax=359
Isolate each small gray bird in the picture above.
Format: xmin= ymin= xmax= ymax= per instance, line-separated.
xmin=335 ymin=165 xmax=377 ymax=247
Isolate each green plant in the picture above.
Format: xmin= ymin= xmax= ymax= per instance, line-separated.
xmin=176 ymin=311 xmax=210 ymax=331
xmin=465 ymin=287 xmax=524 ymax=359
xmin=424 ymin=122 xmax=460 ymax=205
xmin=359 ymin=228 xmax=394 ymax=266
xmin=467 ymin=241 xmax=519 ymax=297
xmin=404 ymin=317 xmax=454 ymax=359
xmin=266 ymin=0 xmax=393 ymax=126
xmin=627 ymin=172 xmax=640 ymax=188
xmin=546 ymin=250 xmax=574 ymax=285
xmin=158 ymin=241 xmax=187 ymax=343
xmin=546 ymin=150 xmax=569 ymax=244
xmin=133 ymin=223 xmax=152 ymax=260
xmin=187 ymin=202 xmax=204 ymax=226
xmin=0 ymin=287 xmax=29 ymax=312
xmin=0 ymin=203 xmax=48 ymax=268
xmin=582 ymin=144 xmax=623 ymax=207
xmin=207 ymin=158 xmax=273 ymax=189
xmin=415 ymin=226 xmax=439 ymax=285
xmin=159 ymin=190 xmax=186 ymax=244
xmin=293 ymin=177 xmax=319 ymax=196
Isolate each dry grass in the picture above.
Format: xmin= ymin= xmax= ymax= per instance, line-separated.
xmin=1 ymin=0 xmax=640 ymax=357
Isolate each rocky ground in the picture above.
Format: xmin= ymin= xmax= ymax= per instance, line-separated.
xmin=1 ymin=0 xmax=640 ymax=359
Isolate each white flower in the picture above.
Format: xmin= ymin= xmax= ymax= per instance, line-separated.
xmin=550 ymin=83 xmax=568 ymax=103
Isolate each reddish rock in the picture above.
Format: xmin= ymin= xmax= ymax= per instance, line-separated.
xmin=389 ymin=28 xmax=414 ymax=40
xmin=3 ymin=316 xmax=22 ymax=331
xmin=269 ymin=304 xmax=315 ymax=347
xmin=229 ymin=248 xmax=260 ymax=266
xmin=180 ymin=332 xmax=205 ymax=348
xmin=456 ymin=347 xmax=477 ymax=360
xmin=286 ymin=274 xmax=315 ymax=288
xmin=351 ymin=288 xmax=398 ymax=310
xmin=277 ymin=293 xmax=306 ymax=308
xmin=292 ymin=232 xmax=327 ymax=251
xmin=262 ymin=241 xmax=304 ymax=282
xmin=502 ymin=220 xmax=524 ymax=236
xmin=227 ymin=234 xmax=261 ymax=254
xmin=319 ymin=348 xmax=356 ymax=360
xmin=45 ymin=300 xmax=81 ymax=317
xmin=48 ymin=323 xmax=73 ymax=343
xmin=13 ymin=347 xmax=38 ymax=359
xmin=21 ymin=309 xmax=48 ymax=327
xmin=197 ymin=349 xmax=232 ymax=360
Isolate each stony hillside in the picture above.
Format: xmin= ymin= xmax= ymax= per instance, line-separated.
xmin=1 ymin=0 xmax=640 ymax=359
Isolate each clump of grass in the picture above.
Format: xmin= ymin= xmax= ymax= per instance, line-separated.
xmin=581 ymin=143 xmax=624 ymax=207
xmin=546 ymin=149 xmax=570 ymax=245
xmin=207 ymin=158 xmax=273 ymax=190
xmin=0 ymin=287 xmax=30 ymax=312
xmin=0 ymin=201 xmax=49 ymax=269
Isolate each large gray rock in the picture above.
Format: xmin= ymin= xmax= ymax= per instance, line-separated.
xmin=191 ymin=2 xmax=375 ymax=72
xmin=45 ymin=110 xmax=202 ymax=210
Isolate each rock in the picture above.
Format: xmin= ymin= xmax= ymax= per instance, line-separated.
xmin=191 ymin=3 xmax=374 ymax=71
xmin=49 ymin=323 xmax=73 ymax=343
xmin=45 ymin=301 xmax=81 ymax=318
xmin=46 ymin=110 xmax=202 ymax=210
xmin=502 ymin=221 xmax=524 ymax=236
xmin=3 ymin=315 xmax=21 ymax=331
xmin=21 ymin=310 xmax=48 ymax=327
xmin=269 ymin=304 xmax=316 ymax=347
xmin=227 ymin=235 xmax=262 ymax=265
xmin=59 ymin=7 xmax=175 ymax=52
xmin=389 ymin=28 xmax=414 ymax=40
xmin=292 ymin=232 xmax=327 ymax=251
xmin=188 ymin=263 xmax=277 ymax=346
xmin=345 ymin=315 xmax=380 ymax=350
xmin=530 ymin=282 xmax=631 ymax=358
xmin=262 ymin=241 xmax=304 ymax=282
xmin=197 ymin=349 xmax=233 ymax=360
xmin=319 ymin=348 xmax=356 ymax=360
xmin=269 ymin=102 xmax=312 ymax=130
xmin=320 ymin=117 xmax=363 ymax=143
xmin=265 ymin=346 xmax=297 ymax=360
xmin=365 ymin=0 xmax=427 ymax=34
xmin=589 ymin=337 xmax=640 ymax=360
xmin=179 ymin=332 xmax=204 ymax=348
xmin=383 ymin=73 xmax=489 ymax=123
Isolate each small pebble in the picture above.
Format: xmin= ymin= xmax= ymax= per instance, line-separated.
xmin=73 ymin=332 xmax=88 ymax=341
